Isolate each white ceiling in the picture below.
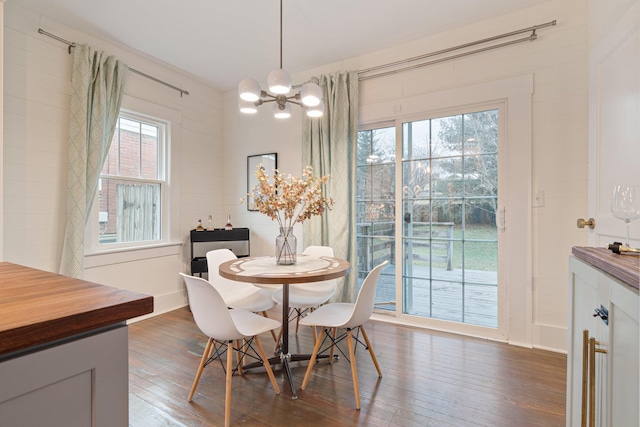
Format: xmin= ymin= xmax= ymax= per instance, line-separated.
xmin=13 ymin=0 xmax=551 ymax=91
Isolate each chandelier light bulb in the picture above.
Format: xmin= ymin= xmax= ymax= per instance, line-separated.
xmin=238 ymin=78 xmax=261 ymax=102
xmin=300 ymin=82 xmax=322 ymax=107
xmin=306 ymin=100 xmax=324 ymax=118
xmin=268 ymin=68 xmax=292 ymax=94
xmin=238 ymin=99 xmax=258 ymax=114
xmin=273 ymin=102 xmax=292 ymax=119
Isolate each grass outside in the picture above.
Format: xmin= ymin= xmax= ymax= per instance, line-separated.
xmin=410 ymin=223 xmax=497 ymax=272
xmin=361 ymin=224 xmax=497 ymax=272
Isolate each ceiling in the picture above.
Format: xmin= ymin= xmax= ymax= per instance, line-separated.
xmin=13 ymin=0 xmax=551 ymax=91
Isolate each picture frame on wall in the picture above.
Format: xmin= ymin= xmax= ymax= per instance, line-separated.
xmin=247 ymin=153 xmax=277 ymax=211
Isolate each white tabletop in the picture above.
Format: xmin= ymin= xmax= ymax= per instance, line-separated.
xmin=219 ymin=254 xmax=350 ymax=285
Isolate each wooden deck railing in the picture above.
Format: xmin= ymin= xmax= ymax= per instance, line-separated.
xmin=357 ymin=221 xmax=454 ymax=275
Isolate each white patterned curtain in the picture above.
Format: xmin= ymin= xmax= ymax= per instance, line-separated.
xmin=60 ymin=44 xmax=128 ymax=278
xmin=116 ymin=184 xmax=161 ymax=242
xmin=302 ymin=71 xmax=359 ymax=302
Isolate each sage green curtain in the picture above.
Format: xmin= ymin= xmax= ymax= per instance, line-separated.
xmin=60 ymin=44 xmax=128 ymax=278
xmin=302 ymin=71 xmax=359 ymax=302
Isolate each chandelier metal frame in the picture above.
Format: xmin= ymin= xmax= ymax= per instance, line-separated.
xmin=238 ymin=0 xmax=323 ymax=118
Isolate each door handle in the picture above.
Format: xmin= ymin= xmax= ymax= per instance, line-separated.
xmin=496 ymin=206 xmax=506 ymax=231
xmin=577 ymin=218 xmax=595 ymax=229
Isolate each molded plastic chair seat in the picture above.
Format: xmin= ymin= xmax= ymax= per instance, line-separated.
xmin=206 ymin=249 xmax=276 ymax=313
xmin=299 ymin=302 xmax=355 ymax=325
xmin=204 ymin=250 xmax=277 ymax=342
xmin=223 ymin=286 xmax=275 ymax=313
xmin=299 ymin=260 xmax=388 ymax=410
xmin=180 ymin=273 xmax=281 ymax=427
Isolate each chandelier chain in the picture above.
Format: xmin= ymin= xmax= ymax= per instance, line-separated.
xmin=279 ymin=0 xmax=283 ymax=69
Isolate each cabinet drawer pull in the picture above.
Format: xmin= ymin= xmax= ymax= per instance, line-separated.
xmin=582 ymin=331 xmax=608 ymax=427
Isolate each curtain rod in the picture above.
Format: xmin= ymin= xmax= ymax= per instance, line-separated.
xmin=358 ymin=20 xmax=557 ymax=81
xmin=38 ymin=28 xmax=190 ymax=97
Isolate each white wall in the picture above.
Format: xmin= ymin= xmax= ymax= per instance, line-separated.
xmin=0 ymin=0 xmax=5 ymax=262
xmin=2 ymin=0 xmax=591 ymax=347
xmin=3 ymin=2 xmax=223 ymax=317
xmin=223 ymin=0 xmax=589 ymax=351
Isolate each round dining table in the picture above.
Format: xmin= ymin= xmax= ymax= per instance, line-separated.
xmin=219 ymin=254 xmax=350 ymax=398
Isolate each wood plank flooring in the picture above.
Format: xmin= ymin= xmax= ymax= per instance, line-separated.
xmin=128 ymin=307 xmax=566 ymax=426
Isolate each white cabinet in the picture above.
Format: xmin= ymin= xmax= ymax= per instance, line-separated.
xmin=567 ymin=256 xmax=639 ymax=427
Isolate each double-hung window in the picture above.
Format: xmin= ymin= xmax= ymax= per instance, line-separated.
xmin=96 ymin=111 xmax=167 ymax=248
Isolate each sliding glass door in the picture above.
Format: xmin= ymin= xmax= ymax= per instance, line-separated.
xmin=357 ymin=108 xmax=499 ymax=329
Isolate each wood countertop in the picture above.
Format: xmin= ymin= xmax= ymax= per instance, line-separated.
xmin=0 ymin=262 xmax=153 ymax=358
xmin=572 ymin=246 xmax=640 ymax=290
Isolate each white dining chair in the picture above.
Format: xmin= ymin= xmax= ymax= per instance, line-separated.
xmin=204 ymin=249 xmax=277 ymax=341
xmin=271 ymin=245 xmax=337 ymax=343
xmin=180 ymin=273 xmax=281 ymax=427
xmin=299 ymin=260 xmax=388 ymax=410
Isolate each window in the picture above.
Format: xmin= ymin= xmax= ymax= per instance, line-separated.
xmin=96 ymin=112 xmax=167 ymax=247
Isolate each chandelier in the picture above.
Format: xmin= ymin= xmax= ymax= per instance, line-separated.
xmin=237 ymin=0 xmax=324 ymax=119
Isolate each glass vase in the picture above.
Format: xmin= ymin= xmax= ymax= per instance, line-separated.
xmin=276 ymin=227 xmax=297 ymax=265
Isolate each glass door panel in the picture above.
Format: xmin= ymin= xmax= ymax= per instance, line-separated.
xmin=357 ymin=108 xmax=499 ymax=328
xmin=356 ymin=127 xmax=396 ymax=310
xmin=402 ymin=110 xmax=499 ymax=328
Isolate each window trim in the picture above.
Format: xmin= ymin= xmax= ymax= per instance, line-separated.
xmin=85 ymin=95 xmax=182 ymax=259
xmin=359 ymin=74 xmax=534 ymax=346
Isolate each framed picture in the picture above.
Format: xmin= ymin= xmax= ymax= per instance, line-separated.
xmin=247 ymin=153 xmax=277 ymax=211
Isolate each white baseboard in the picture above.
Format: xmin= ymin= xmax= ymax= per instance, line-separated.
xmin=533 ymin=324 xmax=568 ymax=353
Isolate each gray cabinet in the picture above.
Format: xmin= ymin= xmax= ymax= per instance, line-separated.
xmin=0 ymin=327 xmax=129 ymax=427
xmin=567 ymin=256 xmax=639 ymax=427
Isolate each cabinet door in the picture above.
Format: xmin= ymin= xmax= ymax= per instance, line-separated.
xmin=567 ymin=257 xmax=609 ymax=427
xmin=0 ymin=326 xmax=129 ymax=427
xmin=608 ymin=281 xmax=639 ymax=427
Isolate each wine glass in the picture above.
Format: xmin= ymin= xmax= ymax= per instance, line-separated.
xmin=610 ymin=185 xmax=640 ymax=245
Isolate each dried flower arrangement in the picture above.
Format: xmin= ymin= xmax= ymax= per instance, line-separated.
xmin=248 ymin=165 xmax=334 ymax=230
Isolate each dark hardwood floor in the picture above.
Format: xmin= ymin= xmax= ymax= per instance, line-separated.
xmin=128 ymin=307 xmax=566 ymax=426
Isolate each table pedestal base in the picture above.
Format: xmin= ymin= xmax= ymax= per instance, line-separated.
xmin=242 ymin=352 xmax=338 ymax=398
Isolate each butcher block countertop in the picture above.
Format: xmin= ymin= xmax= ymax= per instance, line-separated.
xmin=572 ymin=246 xmax=640 ymax=290
xmin=0 ymin=262 xmax=153 ymax=358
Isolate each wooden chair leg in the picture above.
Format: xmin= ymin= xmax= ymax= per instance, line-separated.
xmin=235 ymin=340 xmax=242 ymax=375
xmin=308 ymin=308 xmax=318 ymax=345
xmin=360 ymin=325 xmax=382 ymax=377
xmin=225 ymin=340 xmax=234 ymax=427
xmin=274 ymin=325 xmax=284 ymax=352
xmin=329 ymin=327 xmax=337 ymax=364
xmin=346 ymin=331 xmax=361 ymax=410
xmin=295 ymin=308 xmax=302 ymax=334
xmin=262 ymin=311 xmax=277 ymax=342
xmin=188 ymin=338 xmax=213 ymax=402
xmin=253 ymin=335 xmax=280 ymax=395
xmin=300 ymin=328 xmax=325 ymax=390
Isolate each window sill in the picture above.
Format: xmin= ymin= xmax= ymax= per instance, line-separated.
xmin=84 ymin=242 xmax=183 ymax=269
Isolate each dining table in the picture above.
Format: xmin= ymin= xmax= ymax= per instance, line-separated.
xmin=219 ymin=254 xmax=350 ymax=398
